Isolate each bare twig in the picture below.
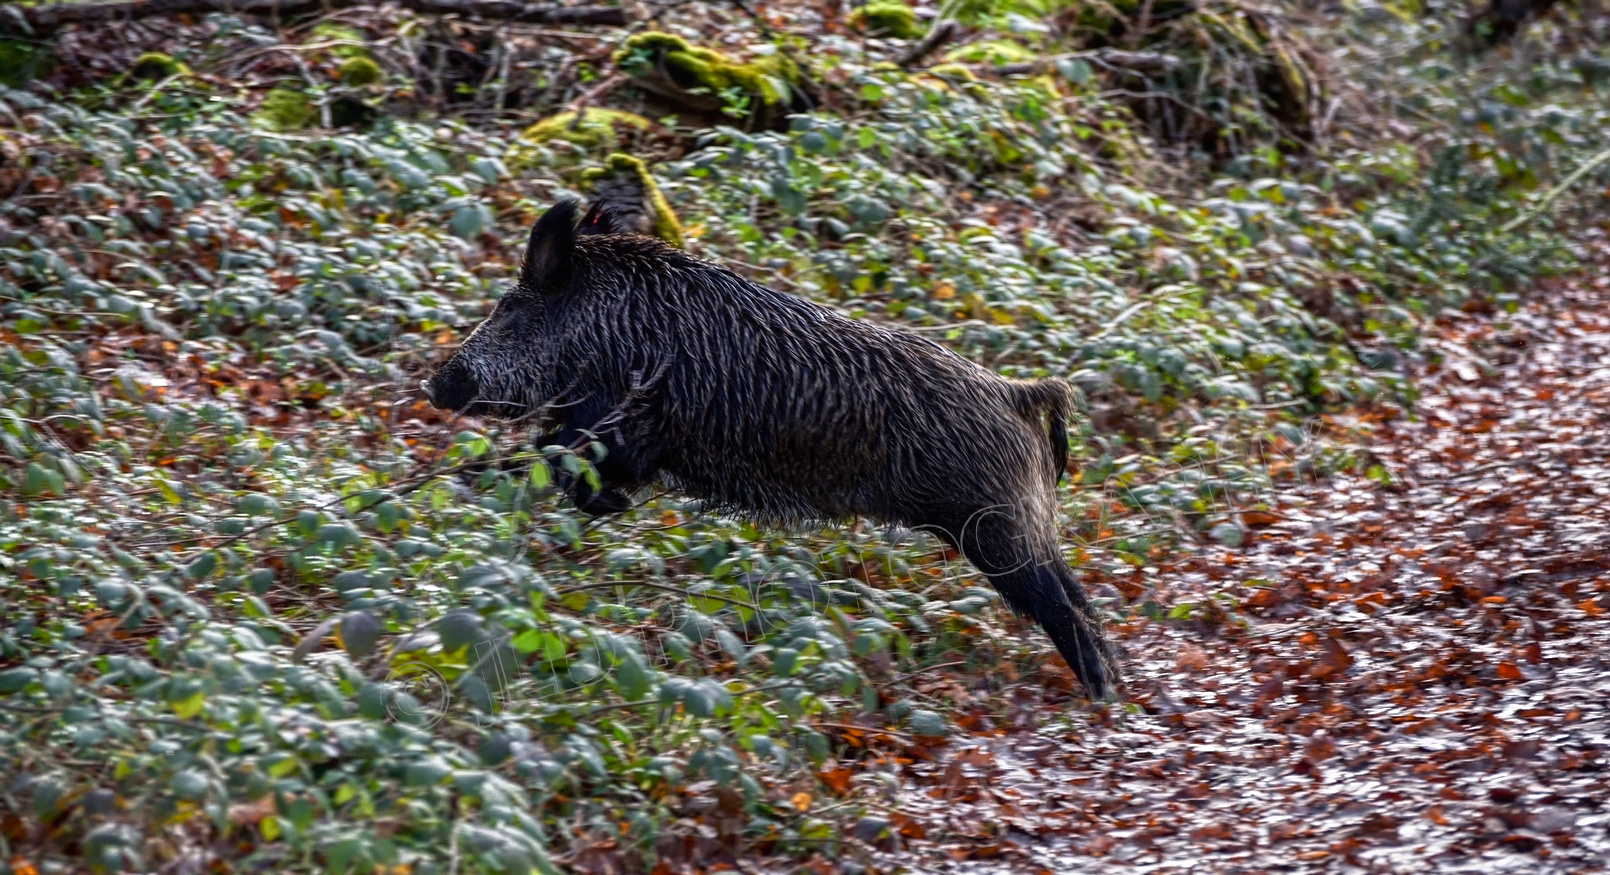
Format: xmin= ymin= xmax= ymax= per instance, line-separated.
xmin=566 ymin=72 xmax=627 ymax=114
xmin=554 ymin=580 xmax=761 ymax=612
xmin=897 ymin=19 xmax=959 ymax=69
xmin=1498 ymin=144 xmax=1610 ymax=235
xmin=986 ymin=48 xmax=1182 ymax=78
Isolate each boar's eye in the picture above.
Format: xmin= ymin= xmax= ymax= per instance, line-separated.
xmin=482 ymin=289 xmax=540 ymax=327
xmin=492 ymin=288 xmax=532 ymax=312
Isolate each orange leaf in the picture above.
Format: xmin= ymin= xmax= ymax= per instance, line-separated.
xmin=1309 ymin=637 xmax=1352 ymax=680
xmin=889 ymin=811 xmax=928 ymax=839
xmin=1496 ymin=662 xmax=1522 ymax=680
xmin=1175 ymin=644 xmax=1210 ymax=671
xmin=818 ymin=766 xmax=853 ymax=795
xmin=1243 ymin=510 xmax=1281 ymax=527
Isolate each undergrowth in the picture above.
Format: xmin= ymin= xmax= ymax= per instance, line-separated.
xmin=0 ymin=1 xmax=1606 ymax=871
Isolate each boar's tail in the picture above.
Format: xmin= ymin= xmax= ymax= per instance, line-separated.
xmin=1011 ymin=379 xmax=1071 ymax=484
xmin=1048 ymin=403 xmax=1068 ymax=485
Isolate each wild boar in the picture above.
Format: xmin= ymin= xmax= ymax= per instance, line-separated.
xmin=422 ymin=200 xmax=1118 ymax=698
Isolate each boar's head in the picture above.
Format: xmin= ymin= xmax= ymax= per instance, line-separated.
xmin=420 ymin=200 xmax=602 ymax=419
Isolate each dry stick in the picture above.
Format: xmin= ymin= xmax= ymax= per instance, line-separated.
xmin=1057 ymin=286 xmax=1196 ymax=376
xmin=988 ymin=48 xmax=1182 ymax=78
xmin=0 ymin=0 xmax=628 ymax=36
xmin=896 ymin=19 xmax=959 ymax=69
xmin=585 ymin=679 xmax=798 ymax=715
xmin=565 ymin=72 xmax=626 ymax=118
xmin=896 ymin=0 xmax=966 ymax=65
xmin=129 ymin=71 xmax=185 ymax=111
xmin=228 ymin=35 xmax=394 ymax=67
xmin=812 ymin=721 xmax=915 ymax=740
xmin=1498 ymin=144 xmax=1610 ymax=235
xmin=554 ymin=580 xmax=761 ymax=612
xmin=492 ymin=26 xmax=512 ymax=115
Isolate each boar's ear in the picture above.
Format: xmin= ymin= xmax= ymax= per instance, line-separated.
xmin=520 ymin=199 xmax=581 ymax=293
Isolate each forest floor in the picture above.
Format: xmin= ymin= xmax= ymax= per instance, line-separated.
xmin=8 ymin=9 xmax=1610 ymax=871
xmin=853 ymin=232 xmax=1610 ymax=874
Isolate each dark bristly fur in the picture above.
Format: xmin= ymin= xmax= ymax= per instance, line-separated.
xmin=422 ymin=200 xmax=1120 ymax=698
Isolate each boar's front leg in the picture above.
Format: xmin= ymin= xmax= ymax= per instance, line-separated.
xmin=535 ymin=427 xmax=640 ymax=517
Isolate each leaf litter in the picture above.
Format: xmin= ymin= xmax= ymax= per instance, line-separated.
xmin=863 ymin=230 xmax=1610 ymax=873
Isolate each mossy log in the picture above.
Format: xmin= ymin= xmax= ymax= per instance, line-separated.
xmin=847 ymin=1 xmax=927 ymax=39
xmin=612 ymin=32 xmax=806 ymax=126
xmin=505 ymin=108 xmax=652 ymax=169
xmin=0 ymin=0 xmax=626 ymax=38
xmin=1007 ymin=0 xmax=1329 ymax=154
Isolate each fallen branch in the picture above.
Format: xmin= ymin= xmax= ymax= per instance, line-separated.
xmin=984 ymin=48 xmax=1181 ymax=78
xmin=1498 ymin=144 xmax=1610 ymax=235
xmin=554 ymin=580 xmax=761 ymax=612
xmin=897 ymin=19 xmax=959 ymax=69
xmin=565 ymin=71 xmax=627 ymax=114
xmin=0 ymin=0 xmax=629 ymax=38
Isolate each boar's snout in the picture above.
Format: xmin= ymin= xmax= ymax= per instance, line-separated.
xmin=420 ymin=358 xmax=478 ymax=413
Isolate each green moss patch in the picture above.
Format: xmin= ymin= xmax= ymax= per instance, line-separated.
xmin=581 ymin=153 xmax=685 ymax=248
xmin=613 ymin=32 xmax=799 ymax=108
xmin=338 ymin=56 xmax=384 ymax=86
xmin=120 ymin=52 xmax=189 ymax=86
xmin=312 ymin=23 xmax=371 ymax=60
xmin=253 ymin=88 xmax=315 ymax=131
xmin=943 ymin=38 xmax=1038 ymax=66
xmin=848 ymin=1 xmax=927 ymax=39
xmin=913 ymin=63 xmax=989 ymax=98
xmin=505 ymin=108 xmax=652 ymax=170
xmin=523 ymin=108 xmax=652 ymax=148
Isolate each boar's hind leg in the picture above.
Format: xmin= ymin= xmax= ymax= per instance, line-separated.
xmin=949 ymin=520 xmax=1116 ymax=700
